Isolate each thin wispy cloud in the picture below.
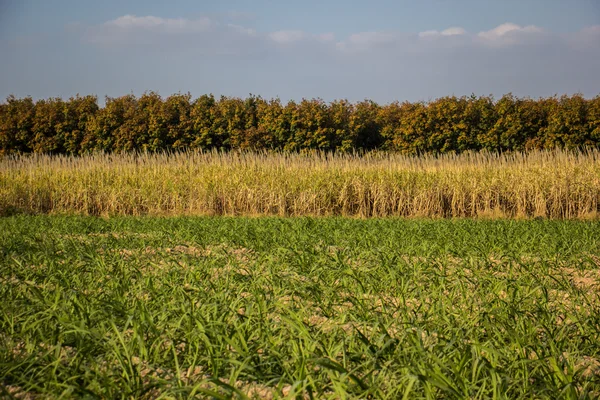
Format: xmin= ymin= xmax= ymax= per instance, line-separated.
xmin=419 ymin=27 xmax=467 ymax=38
xmin=2 ymin=8 xmax=599 ymax=103
xmin=106 ymin=15 xmax=211 ymax=33
xmin=83 ymin=16 xmax=597 ymax=54
xmin=85 ymin=15 xmax=216 ymax=46
xmin=476 ymin=23 xmax=545 ymax=46
xmin=68 ymin=16 xmax=600 ymax=101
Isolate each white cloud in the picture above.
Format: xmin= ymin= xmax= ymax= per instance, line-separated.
xmin=86 ymin=14 xmax=264 ymax=50
xmin=335 ymin=31 xmax=400 ymax=51
xmin=227 ymin=23 xmax=257 ymax=36
xmin=268 ymin=30 xmax=306 ymax=44
xmin=418 ymin=30 xmax=438 ymax=38
xmin=108 ymin=15 xmax=163 ymax=29
xmin=81 ymin=16 xmax=598 ymax=69
xmin=317 ymin=33 xmax=335 ymax=42
xmin=268 ymin=30 xmax=336 ymax=45
xmin=477 ymin=23 xmax=543 ymax=42
xmin=88 ymin=16 xmax=554 ymax=53
xmin=581 ymin=25 xmax=600 ymax=35
xmin=418 ymin=23 xmax=543 ymax=45
xmin=106 ymin=15 xmax=212 ymax=33
xmin=348 ymin=31 xmax=397 ymax=45
xmin=563 ymin=25 xmax=600 ymax=50
xmin=419 ymin=27 xmax=467 ymax=38
xmin=442 ymin=27 xmax=467 ymax=36
xmin=6 ymin=18 xmax=599 ymax=102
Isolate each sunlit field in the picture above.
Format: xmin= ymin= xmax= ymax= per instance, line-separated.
xmin=1 ymin=149 xmax=599 ymax=219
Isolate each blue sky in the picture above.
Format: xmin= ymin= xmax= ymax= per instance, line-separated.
xmin=1 ymin=0 xmax=599 ymax=103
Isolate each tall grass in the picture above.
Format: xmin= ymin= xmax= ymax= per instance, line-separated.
xmin=1 ymin=150 xmax=599 ymax=218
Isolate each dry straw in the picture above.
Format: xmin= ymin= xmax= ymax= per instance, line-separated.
xmin=1 ymin=150 xmax=599 ymax=219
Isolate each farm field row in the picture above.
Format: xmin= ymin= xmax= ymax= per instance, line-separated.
xmin=1 ymin=216 xmax=600 ymax=398
xmin=1 ymin=150 xmax=600 ymax=219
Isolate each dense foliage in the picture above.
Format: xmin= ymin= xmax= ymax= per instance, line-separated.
xmin=1 ymin=93 xmax=599 ymax=155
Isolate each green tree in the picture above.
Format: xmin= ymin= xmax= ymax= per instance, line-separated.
xmin=546 ymin=94 xmax=590 ymax=149
xmin=351 ymin=100 xmax=382 ymax=150
xmin=31 ymin=98 xmax=65 ymax=153
xmin=0 ymin=96 xmax=34 ymax=155
xmin=83 ymin=95 xmax=137 ymax=152
xmin=190 ymin=94 xmax=217 ymax=149
xmin=63 ymin=95 xmax=99 ymax=154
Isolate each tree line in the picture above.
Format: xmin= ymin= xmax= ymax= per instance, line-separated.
xmin=1 ymin=92 xmax=599 ymax=155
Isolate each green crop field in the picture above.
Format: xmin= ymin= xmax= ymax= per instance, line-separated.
xmin=2 ymin=216 xmax=600 ymax=398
